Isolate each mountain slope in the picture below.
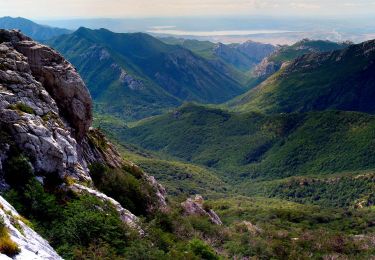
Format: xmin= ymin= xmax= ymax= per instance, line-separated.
xmin=109 ymin=104 xmax=375 ymax=183
xmin=230 ymin=39 xmax=375 ymax=114
xmin=161 ymin=37 xmax=275 ymax=72
xmin=0 ymin=16 xmax=70 ymax=40
xmin=251 ymin=39 xmax=350 ymax=84
xmin=49 ymin=28 xmax=246 ymax=120
xmin=0 ymin=29 xmax=169 ymax=258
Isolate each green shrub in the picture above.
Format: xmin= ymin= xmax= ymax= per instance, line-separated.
xmin=188 ymin=239 xmax=219 ymax=260
xmin=124 ymin=240 xmax=166 ymax=260
xmin=8 ymin=103 xmax=35 ymax=114
xmin=4 ymin=178 xmax=137 ymax=260
xmin=5 ymin=179 xmax=61 ymax=224
xmin=89 ymin=163 xmax=155 ymax=216
xmin=3 ymin=154 xmax=34 ymax=188
xmin=52 ymin=195 xmax=134 ymax=258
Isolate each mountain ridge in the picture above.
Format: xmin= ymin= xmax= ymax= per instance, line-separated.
xmin=0 ymin=16 xmax=71 ymax=41
xmin=49 ymin=27 xmax=246 ymax=120
xmin=229 ymin=38 xmax=375 ymax=114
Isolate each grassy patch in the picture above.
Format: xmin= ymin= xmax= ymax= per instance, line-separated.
xmin=8 ymin=103 xmax=35 ymax=115
xmin=0 ymin=217 xmax=20 ymax=257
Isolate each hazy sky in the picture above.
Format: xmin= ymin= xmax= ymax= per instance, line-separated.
xmin=1 ymin=0 xmax=375 ymax=19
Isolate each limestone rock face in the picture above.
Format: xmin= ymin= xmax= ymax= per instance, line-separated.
xmin=8 ymin=34 xmax=92 ymax=140
xmin=181 ymin=195 xmax=222 ymax=225
xmin=0 ymin=31 xmax=169 ymax=257
xmin=79 ymin=128 xmax=124 ymax=169
xmin=0 ymin=29 xmax=168 ymax=226
xmin=252 ymin=57 xmax=282 ymax=80
xmin=0 ymin=34 xmax=90 ymax=181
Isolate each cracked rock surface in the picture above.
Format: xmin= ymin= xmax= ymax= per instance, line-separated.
xmin=0 ymin=31 xmax=90 ymax=182
xmin=0 ymin=30 xmax=169 ymax=258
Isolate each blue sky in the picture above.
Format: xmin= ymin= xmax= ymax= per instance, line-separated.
xmin=1 ymin=0 xmax=375 ymax=19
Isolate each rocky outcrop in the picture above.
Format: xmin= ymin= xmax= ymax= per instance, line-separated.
xmin=181 ymin=195 xmax=222 ymax=225
xmin=0 ymin=196 xmax=62 ymax=259
xmin=145 ymin=174 xmax=168 ymax=212
xmin=252 ymin=57 xmax=282 ymax=80
xmin=236 ymin=40 xmax=275 ymax=62
xmin=0 ymin=30 xmax=168 ymax=233
xmin=12 ymin=38 xmax=92 ymax=140
xmin=0 ymin=31 xmax=90 ymax=181
xmin=80 ymin=128 xmax=124 ymax=169
xmin=241 ymin=221 xmax=262 ymax=235
xmin=213 ymin=41 xmax=276 ymax=72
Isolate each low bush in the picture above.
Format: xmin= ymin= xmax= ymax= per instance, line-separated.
xmin=188 ymin=238 xmax=219 ymax=260
xmin=89 ymin=163 xmax=155 ymax=216
xmin=3 ymin=154 xmax=34 ymax=188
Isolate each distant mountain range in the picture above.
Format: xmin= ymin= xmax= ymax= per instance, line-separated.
xmin=3 ymin=17 xmax=356 ymax=122
xmin=48 ymin=28 xmax=248 ymax=120
xmin=114 ymin=38 xmax=375 ymax=203
xmin=160 ymin=37 xmax=275 ymax=72
xmin=0 ymin=16 xmax=71 ymax=40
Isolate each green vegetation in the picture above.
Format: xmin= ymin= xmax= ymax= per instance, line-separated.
xmin=0 ymin=217 xmax=20 ymax=257
xmin=49 ymin=27 xmax=246 ymax=121
xmin=160 ymin=37 xmax=275 ymax=73
xmin=119 ymin=145 xmax=229 ymax=198
xmin=267 ymin=39 xmax=349 ymax=64
xmin=3 ymin=154 xmax=34 ymax=188
xmin=229 ymin=40 xmax=375 ymax=114
xmin=89 ymin=163 xmax=156 ymax=216
xmin=188 ymin=238 xmax=219 ymax=260
xmin=4 ymin=175 xmax=227 ymax=259
xmin=210 ymin=196 xmax=375 ymax=259
xmin=106 ymin=103 xmax=375 ymax=213
xmin=117 ymin=104 xmax=375 ymax=182
xmin=0 ymin=149 xmax=224 ymax=259
xmin=159 ymin=37 xmax=217 ymax=59
xmin=268 ymin=173 xmax=375 ymax=208
xmin=8 ymin=103 xmax=35 ymax=115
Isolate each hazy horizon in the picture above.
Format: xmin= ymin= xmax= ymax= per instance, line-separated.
xmin=32 ymin=15 xmax=375 ymax=45
xmin=1 ymin=0 xmax=375 ymax=19
xmin=1 ymin=0 xmax=375 ymax=45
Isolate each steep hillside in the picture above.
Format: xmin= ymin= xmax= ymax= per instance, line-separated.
xmin=0 ymin=29 xmax=169 ymax=258
xmin=119 ymin=104 xmax=375 ymax=183
xmin=230 ymin=39 xmax=375 ymax=114
xmin=49 ymin=28 xmax=246 ymax=120
xmin=252 ymin=39 xmax=350 ymax=83
xmin=1 ymin=29 xmax=265 ymax=260
xmin=0 ymin=16 xmax=70 ymax=41
xmin=117 ymin=144 xmax=230 ymax=198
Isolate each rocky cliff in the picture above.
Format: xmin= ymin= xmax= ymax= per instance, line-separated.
xmin=0 ymin=29 xmax=167 ymax=258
